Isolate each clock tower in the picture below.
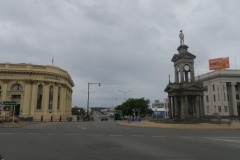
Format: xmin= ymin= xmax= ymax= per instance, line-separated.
xmin=164 ymin=31 xmax=207 ymax=119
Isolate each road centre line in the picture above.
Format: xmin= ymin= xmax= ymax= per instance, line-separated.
xmin=65 ymin=134 xmax=79 ymax=136
xmin=130 ymin=135 xmax=142 ymax=137
xmin=152 ymin=136 xmax=166 ymax=138
xmin=180 ymin=136 xmax=195 ymax=138
xmin=82 ymin=127 xmax=86 ymax=129
xmin=204 ymin=137 xmax=240 ymax=139
xmin=86 ymin=134 xmax=104 ymax=136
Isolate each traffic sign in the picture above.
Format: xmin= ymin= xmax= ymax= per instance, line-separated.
xmin=0 ymin=101 xmax=17 ymax=106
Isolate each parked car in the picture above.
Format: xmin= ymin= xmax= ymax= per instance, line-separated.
xmin=101 ymin=116 xmax=108 ymax=121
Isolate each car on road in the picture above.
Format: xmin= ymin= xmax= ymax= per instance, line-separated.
xmin=101 ymin=116 xmax=108 ymax=121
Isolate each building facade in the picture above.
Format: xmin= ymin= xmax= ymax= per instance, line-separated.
xmin=151 ymin=100 xmax=165 ymax=118
xmin=197 ymin=69 xmax=240 ymax=118
xmin=0 ymin=63 xmax=74 ymax=121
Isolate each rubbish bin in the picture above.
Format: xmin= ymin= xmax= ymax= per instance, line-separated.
xmin=27 ymin=116 xmax=33 ymax=121
xmin=67 ymin=116 xmax=73 ymax=121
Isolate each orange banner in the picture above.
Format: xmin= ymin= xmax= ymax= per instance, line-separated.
xmin=209 ymin=57 xmax=230 ymax=70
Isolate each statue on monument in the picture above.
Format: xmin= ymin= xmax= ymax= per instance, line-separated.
xmin=179 ymin=30 xmax=184 ymax=45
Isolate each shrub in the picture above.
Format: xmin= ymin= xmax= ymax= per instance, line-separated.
xmin=0 ymin=120 xmax=3 ymax=123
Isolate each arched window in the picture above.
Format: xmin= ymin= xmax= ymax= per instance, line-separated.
xmin=11 ymin=83 xmax=23 ymax=91
xmin=48 ymin=85 xmax=53 ymax=109
xmin=36 ymin=84 xmax=43 ymax=109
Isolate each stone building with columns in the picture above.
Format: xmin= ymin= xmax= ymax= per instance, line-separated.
xmin=197 ymin=69 xmax=240 ymax=118
xmin=164 ymin=45 xmax=207 ymax=119
xmin=0 ymin=62 xmax=74 ymax=121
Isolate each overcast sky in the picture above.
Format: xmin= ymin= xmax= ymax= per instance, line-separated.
xmin=0 ymin=0 xmax=240 ymax=108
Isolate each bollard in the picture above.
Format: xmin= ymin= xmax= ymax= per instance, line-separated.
xmin=41 ymin=116 xmax=43 ymax=122
xmin=51 ymin=116 xmax=53 ymax=122
xmin=60 ymin=116 xmax=62 ymax=122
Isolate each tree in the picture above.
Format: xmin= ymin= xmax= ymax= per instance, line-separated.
xmin=115 ymin=97 xmax=152 ymax=117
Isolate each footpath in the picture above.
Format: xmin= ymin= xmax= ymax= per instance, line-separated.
xmin=119 ymin=120 xmax=240 ymax=129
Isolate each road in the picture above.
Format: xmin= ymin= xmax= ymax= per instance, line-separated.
xmin=0 ymin=112 xmax=240 ymax=160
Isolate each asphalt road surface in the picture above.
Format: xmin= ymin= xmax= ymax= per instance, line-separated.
xmin=1 ymin=113 xmax=240 ymax=160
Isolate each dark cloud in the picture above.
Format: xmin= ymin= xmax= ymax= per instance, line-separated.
xmin=0 ymin=0 xmax=239 ymax=107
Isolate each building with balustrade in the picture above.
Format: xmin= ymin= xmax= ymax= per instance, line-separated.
xmin=197 ymin=69 xmax=240 ymax=118
xmin=0 ymin=62 xmax=74 ymax=121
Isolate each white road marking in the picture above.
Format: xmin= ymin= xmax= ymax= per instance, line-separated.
xmin=130 ymin=135 xmax=142 ymax=137
xmin=109 ymin=135 xmax=122 ymax=137
xmin=152 ymin=136 xmax=166 ymax=138
xmin=181 ymin=136 xmax=195 ymax=138
xmin=82 ymin=127 xmax=86 ymax=129
xmin=0 ymin=133 xmax=13 ymax=134
xmin=65 ymin=134 xmax=79 ymax=136
xmin=211 ymin=139 xmax=240 ymax=144
xmin=86 ymin=134 xmax=104 ymax=136
xmin=27 ymin=133 xmax=39 ymax=135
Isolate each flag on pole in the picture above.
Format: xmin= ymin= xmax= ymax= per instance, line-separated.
xmin=52 ymin=57 xmax=54 ymax=65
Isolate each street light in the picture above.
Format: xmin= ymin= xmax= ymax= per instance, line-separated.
xmin=87 ymin=82 xmax=101 ymax=120
xmin=112 ymin=97 xmax=121 ymax=106
xmin=119 ymin=90 xmax=131 ymax=101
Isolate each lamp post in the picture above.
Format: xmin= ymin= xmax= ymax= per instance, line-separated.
xmin=112 ymin=97 xmax=121 ymax=106
xmin=119 ymin=90 xmax=131 ymax=101
xmin=87 ymin=82 xmax=101 ymax=120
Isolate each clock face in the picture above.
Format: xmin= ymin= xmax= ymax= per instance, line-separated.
xmin=184 ymin=65 xmax=190 ymax=71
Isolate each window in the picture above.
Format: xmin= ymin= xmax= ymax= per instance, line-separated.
xmin=207 ymin=106 xmax=210 ymax=113
xmin=224 ymin=106 xmax=228 ymax=113
xmin=37 ymin=84 xmax=43 ymax=109
xmin=236 ymin=85 xmax=239 ymax=91
xmin=217 ymin=85 xmax=219 ymax=91
xmin=213 ymin=84 xmax=215 ymax=91
xmin=213 ymin=94 xmax=216 ymax=102
xmin=214 ymin=105 xmax=216 ymax=113
xmin=12 ymin=95 xmax=21 ymax=98
xmin=57 ymin=87 xmax=61 ymax=110
xmin=223 ymin=84 xmax=225 ymax=91
xmin=218 ymin=93 xmax=220 ymax=101
xmin=11 ymin=83 xmax=23 ymax=91
xmin=224 ymin=93 xmax=226 ymax=101
xmin=0 ymin=86 xmax=1 ymax=94
xmin=227 ymin=94 xmax=229 ymax=101
xmin=48 ymin=85 xmax=53 ymax=110
xmin=218 ymin=106 xmax=221 ymax=113
xmin=236 ymin=94 xmax=239 ymax=100
xmin=206 ymin=95 xmax=209 ymax=102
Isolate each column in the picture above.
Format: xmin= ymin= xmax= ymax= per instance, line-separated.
xmin=1 ymin=80 xmax=9 ymax=101
xmin=199 ymin=96 xmax=203 ymax=118
xmin=191 ymin=64 xmax=195 ymax=82
xmin=231 ymin=82 xmax=238 ymax=116
xmin=185 ymin=96 xmax=188 ymax=118
xmin=195 ymin=96 xmax=199 ymax=118
xmin=180 ymin=70 xmax=184 ymax=83
xmin=22 ymin=80 xmax=31 ymax=116
xmin=181 ymin=96 xmax=185 ymax=119
xmin=42 ymin=82 xmax=49 ymax=116
xmin=61 ymin=85 xmax=66 ymax=119
xmin=174 ymin=96 xmax=178 ymax=119
xmin=175 ymin=70 xmax=179 ymax=83
xmin=169 ymin=96 xmax=172 ymax=119
xmin=30 ymin=81 xmax=37 ymax=116
xmin=53 ymin=83 xmax=58 ymax=120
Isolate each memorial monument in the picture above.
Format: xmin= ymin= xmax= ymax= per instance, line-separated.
xmin=164 ymin=30 xmax=207 ymax=119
